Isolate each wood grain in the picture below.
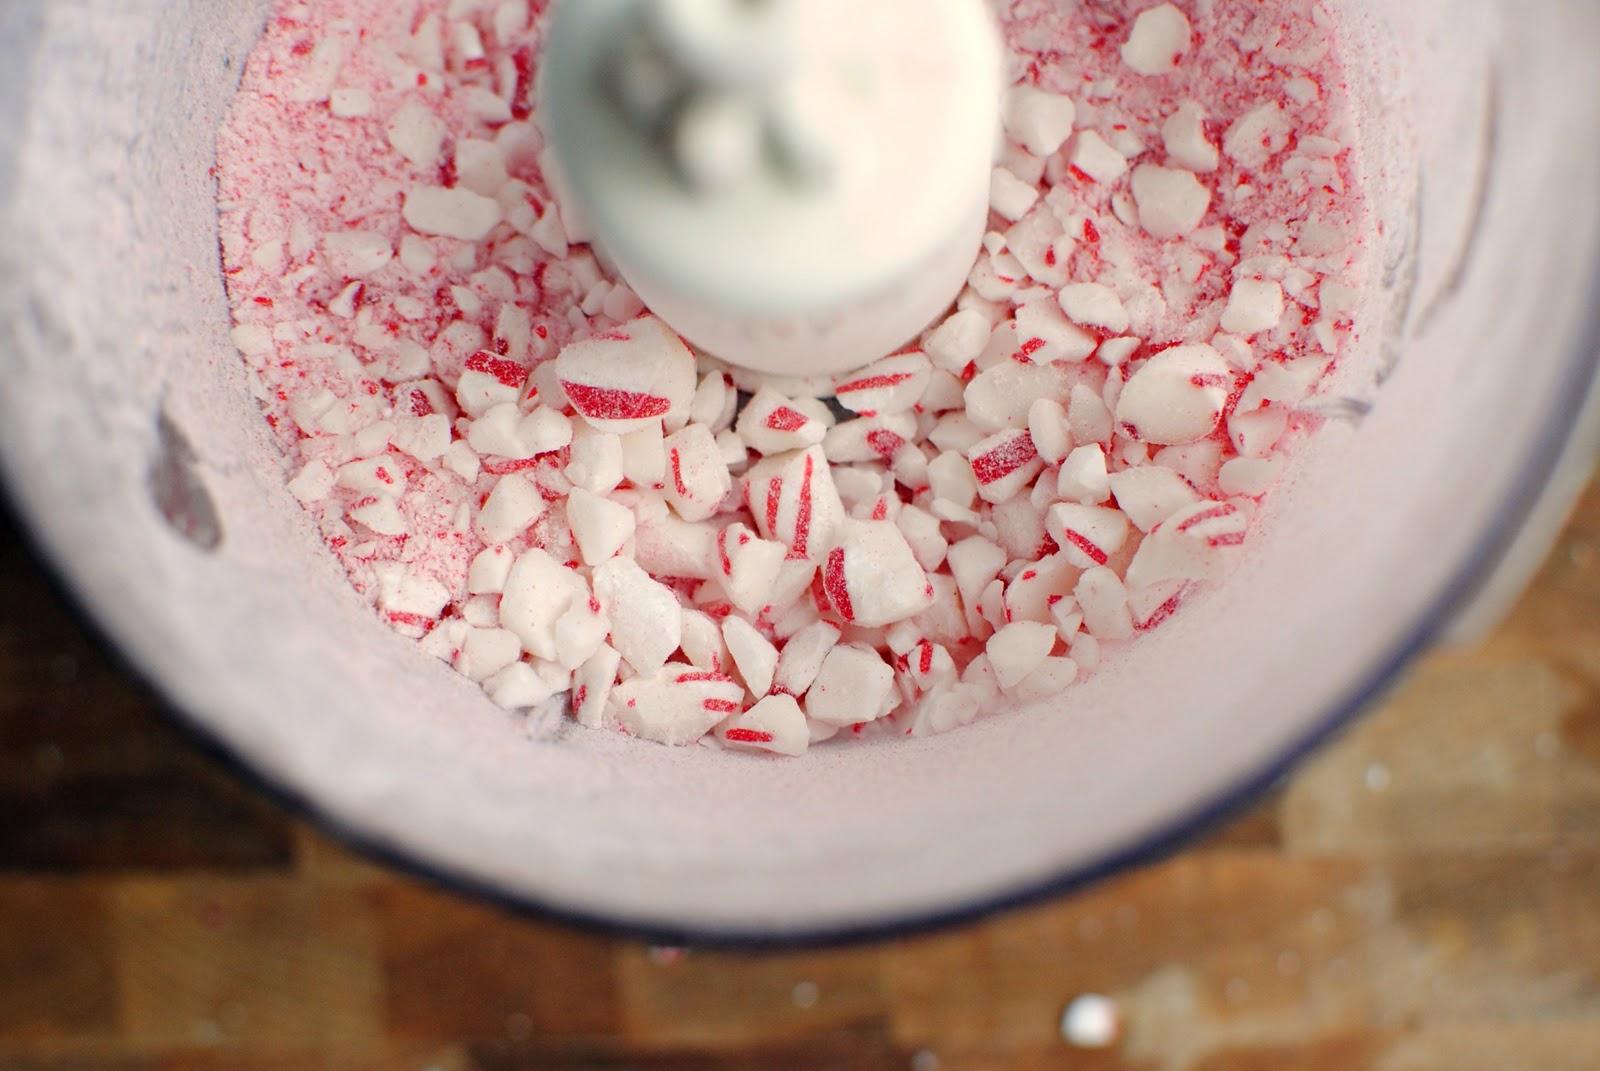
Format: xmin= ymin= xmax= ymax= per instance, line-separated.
xmin=0 ymin=477 xmax=1596 ymax=1071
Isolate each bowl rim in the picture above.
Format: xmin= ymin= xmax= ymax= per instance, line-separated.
xmin=4 ymin=0 xmax=1599 ymax=947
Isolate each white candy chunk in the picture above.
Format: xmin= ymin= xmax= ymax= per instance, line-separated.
xmin=1115 ymin=343 xmax=1231 ymax=445
xmin=329 ymin=87 xmax=372 ymax=118
xmin=921 ymin=369 xmax=966 ymax=413
xmin=1051 ymin=594 xmax=1085 ymax=640
xmin=520 ymin=407 xmax=573 ymax=454
xmin=459 ymin=628 xmax=522 ymax=682
xmin=1224 ymin=102 xmax=1292 ymax=169
xmin=555 ymin=317 xmax=697 ymax=434
xmin=467 ymin=544 xmax=515 ymax=595
xmin=927 ymin=450 xmax=980 ymax=512
xmin=501 ymin=548 xmax=588 ymax=661
xmin=1162 ymin=102 xmax=1219 ymax=172
xmin=805 ymin=644 xmax=896 ymax=726
xmin=403 ymin=187 xmax=503 ymax=241
xmin=826 ymin=412 xmax=917 ymax=465
xmin=1124 ymin=500 xmax=1243 ymax=594
xmin=458 ymin=364 xmax=522 ymax=423
xmin=663 ymin=424 xmax=732 ymax=523
xmin=455 ymin=138 xmax=508 ymax=196
xmin=373 ymin=563 xmax=451 ymax=619
xmin=970 ymin=250 xmax=1026 ymax=302
xmin=742 ymin=446 xmax=844 ymax=560
xmin=1219 ymin=456 xmax=1283 ymax=497
xmin=398 ymin=234 xmax=437 ymax=276
xmin=574 ymin=644 xmax=622 ymax=728
xmin=1028 ymin=398 xmax=1073 ymax=466
xmin=529 ymin=205 xmax=569 ymax=258
xmin=612 ymin=664 xmax=745 ymax=746
xmin=461 ymin=83 xmax=513 ymax=124
xmin=1006 ymin=205 xmax=1071 ymax=288
xmin=895 ymin=505 xmax=948 ymax=573
xmin=968 ymin=430 xmax=1044 ymax=504
xmin=902 ymin=638 xmax=959 ymax=695
xmin=567 ymin=487 xmax=636 ymax=565
xmin=350 ymin=499 xmax=406 ymax=537
xmin=1121 ymin=3 xmax=1192 ymax=76
xmin=947 ymin=535 xmax=1007 ymax=628
xmin=992 ymin=496 xmax=1049 ymax=561
xmin=722 ymin=615 xmax=779 ymax=698
xmin=1048 ymin=502 xmax=1132 ymax=569
xmin=1068 ymin=631 xmax=1100 ymax=671
xmin=1076 ymin=566 xmax=1136 ymax=641
xmin=679 ymin=608 xmax=731 ymax=672
xmin=965 ymin=361 xmax=1070 ymax=434
xmin=336 ymin=455 xmax=406 ymax=497
xmin=714 ymin=522 xmax=788 ymax=615
xmin=737 ymin=388 xmax=829 ymax=455
xmin=388 ymin=103 xmax=447 ymax=167
xmin=475 ymin=472 xmax=547 ymax=544
xmin=1219 ymin=278 xmax=1285 ymax=336
xmin=924 ymin=308 xmax=992 ymax=372
xmin=486 ymin=661 xmax=564 ymax=712
xmin=1016 ymin=299 xmax=1099 ymax=363
xmin=833 ymin=352 xmax=932 ymax=416
xmin=322 ymin=231 xmax=393 ymax=278
xmin=822 ymin=521 xmax=933 ymax=627
xmin=1098 ymin=337 xmax=1141 ymax=368
xmin=1229 ymin=405 xmax=1288 ymax=458
xmin=394 ymin=413 xmax=449 ymax=462
xmin=1108 ymin=466 xmax=1203 ymax=531
xmin=620 ymin=424 xmax=668 ymax=487
xmin=1069 ymin=130 xmax=1129 ymax=185
xmin=1128 ymin=578 xmax=1186 ymax=630
xmin=1059 ymin=283 xmax=1131 ymax=335
xmin=717 ymin=693 xmax=809 ymax=756
xmin=977 ymin=577 xmax=1009 ymax=632
xmin=553 ymin=595 xmax=610 ymax=670
xmin=1130 ymin=165 xmax=1210 ymax=239
xmin=287 ymin=458 xmax=337 ymax=504
xmin=465 ymin=402 xmax=528 ymax=456
xmin=905 ymin=682 xmax=985 ymax=737
xmin=566 ymin=427 xmax=625 ymax=494
xmin=1004 ymin=85 xmax=1077 ymax=157
xmin=1012 ymin=656 xmax=1080 ymax=703
xmin=773 ymin=620 xmax=842 ymax=697
xmin=1158 ymin=441 xmax=1216 ymax=496
xmin=634 ymin=514 xmax=716 ymax=579
xmin=1058 ymin=444 xmax=1111 ymax=504
xmin=987 ymin=621 xmax=1059 ymax=690
xmin=593 ymin=557 xmax=682 ymax=674
xmin=688 ymin=371 xmax=731 ymax=429
xmin=718 ymin=428 xmax=748 ymax=475
xmin=930 ymin=412 xmax=988 ymax=454
xmin=443 ymin=440 xmax=481 ymax=481
xmin=991 ymin=167 xmax=1042 ymax=222
xmin=463 ymin=597 xmax=509 ymax=635
xmin=1068 ymin=384 xmax=1114 ymax=445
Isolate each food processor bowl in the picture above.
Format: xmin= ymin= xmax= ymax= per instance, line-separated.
xmin=2 ymin=0 xmax=1598 ymax=943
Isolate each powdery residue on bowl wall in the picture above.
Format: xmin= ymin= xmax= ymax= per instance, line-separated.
xmin=214 ymin=0 xmax=1370 ymax=755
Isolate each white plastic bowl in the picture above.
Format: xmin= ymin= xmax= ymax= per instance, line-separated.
xmin=2 ymin=1 xmax=1598 ymax=943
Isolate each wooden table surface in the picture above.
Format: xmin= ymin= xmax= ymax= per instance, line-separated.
xmin=2 ymin=478 xmax=1597 ymax=1071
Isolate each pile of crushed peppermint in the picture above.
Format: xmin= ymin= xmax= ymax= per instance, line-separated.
xmin=217 ymin=0 xmax=1368 ymax=755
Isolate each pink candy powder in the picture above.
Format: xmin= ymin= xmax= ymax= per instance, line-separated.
xmin=216 ymin=0 xmax=1368 ymax=754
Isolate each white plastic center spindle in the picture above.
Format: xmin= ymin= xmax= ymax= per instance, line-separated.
xmin=540 ymin=0 xmax=1005 ymax=378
